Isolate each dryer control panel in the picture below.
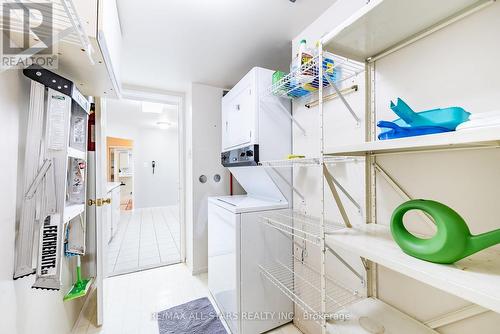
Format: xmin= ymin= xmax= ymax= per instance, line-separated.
xmin=221 ymin=145 xmax=259 ymax=167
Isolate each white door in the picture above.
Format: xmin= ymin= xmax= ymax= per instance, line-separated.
xmin=94 ymin=97 xmax=110 ymax=326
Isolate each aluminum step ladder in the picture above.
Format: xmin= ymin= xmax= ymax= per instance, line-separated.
xmin=13 ymin=66 xmax=91 ymax=291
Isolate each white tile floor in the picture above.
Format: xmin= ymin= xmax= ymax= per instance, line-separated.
xmin=107 ymin=206 xmax=181 ymax=276
xmin=75 ymin=263 xmax=302 ymax=334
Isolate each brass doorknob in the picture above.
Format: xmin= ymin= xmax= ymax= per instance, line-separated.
xmin=87 ymin=198 xmax=112 ymax=206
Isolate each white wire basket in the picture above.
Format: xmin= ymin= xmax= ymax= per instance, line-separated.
xmin=259 ymin=258 xmax=362 ymax=320
xmin=259 ymin=210 xmax=343 ymax=246
xmin=269 ymin=52 xmax=364 ymax=100
xmin=0 ymin=0 xmax=92 ymax=54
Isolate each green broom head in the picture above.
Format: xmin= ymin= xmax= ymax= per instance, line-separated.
xmin=64 ymin=259 xmax=92 ymax=302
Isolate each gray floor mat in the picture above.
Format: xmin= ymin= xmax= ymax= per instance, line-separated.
xmin=157 ymin=297 xmax=228 ymax=334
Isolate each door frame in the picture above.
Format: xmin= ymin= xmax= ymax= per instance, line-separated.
xmin=94 ymin=87 xmax=186 ymax=326
xmin=115 ymin=86 xmax=186 ymax=262
xmin=108 ymin=145 xmax=134 ymax=210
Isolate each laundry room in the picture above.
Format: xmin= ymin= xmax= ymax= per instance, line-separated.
xmin=2 ymin=1 xmax=500 ymax=334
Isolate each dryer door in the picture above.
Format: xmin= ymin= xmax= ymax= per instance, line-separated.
xmin=223 ymin=84 xmax=255 ymax=151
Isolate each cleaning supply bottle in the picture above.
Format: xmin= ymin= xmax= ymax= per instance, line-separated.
xmin=290 ymin=40 xmax=313 ymax=97
xmin=291 ymin=39 xmax=313 ymax=72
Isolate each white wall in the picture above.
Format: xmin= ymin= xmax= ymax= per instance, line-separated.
xmin=185 ymin=83 xmax=230 ymax=274
xmin=106 ymin=99 xmax=179 ymax=208
xmin=293 ymin=1 xmax=500 ymax=333
xmin=0 ymin=70 xmax=85 ymax=334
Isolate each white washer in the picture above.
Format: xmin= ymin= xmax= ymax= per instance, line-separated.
xmin=208 ymin=195 xmax=293 ymax=334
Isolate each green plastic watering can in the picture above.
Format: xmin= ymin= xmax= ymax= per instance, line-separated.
xmin=391 ymin=199 xmax=500 ymax=264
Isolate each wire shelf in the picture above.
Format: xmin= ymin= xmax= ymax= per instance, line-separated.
xmin=259 ymin=259 xmax=362 ymax=319
xmin=259 ymin=157 xmax=363 ymax=168
xmin=259 ymin=210 xmax=343 ymax=246
xmin=0 ymin=0 xmax=92 ymax=55
xmin=259 ymin=158 xmax=320 ymax=168
xmin=269 ymin=52 xmax=364 ymax=100
xmin=323 ymin=156 xmax=363 ymax=165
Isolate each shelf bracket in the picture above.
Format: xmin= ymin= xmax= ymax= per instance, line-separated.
xmin=360 ymin=257 xmax=370 ymax=271
xmin=323 ymin=164 xmax=352 ymax=228
xmin=260 ymin=98 xmax=306 ymax=135
xmin=424 ymin=304 xmax=489 ymax=329
xmin=374 ymin=163 xmax=436 ymax=233
xmin=332 ymin=174 xmax=362 ymax=215
xmin=267 ymin=167 xmax=305 ymax=203
xmin=325 ymin=244 xmax=365 ymax=284
xmin=323 ymin=75 xmax=361 ymax=126
xmin=324 ymin=164 xmax=362 ymax=215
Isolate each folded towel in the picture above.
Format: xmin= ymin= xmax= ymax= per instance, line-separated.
xmin=469 ymin=110 xmax=500 ymax=120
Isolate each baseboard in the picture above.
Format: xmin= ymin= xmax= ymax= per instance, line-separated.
xmin=191 ymin=266 xmax=207 ymax=275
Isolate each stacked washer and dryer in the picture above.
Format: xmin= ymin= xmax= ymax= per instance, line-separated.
xmin=208 ymin=67 xmax=294 ymax=334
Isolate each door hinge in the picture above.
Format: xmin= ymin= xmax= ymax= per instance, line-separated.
xmin=87 ymin=197 xmax=111 ymax=207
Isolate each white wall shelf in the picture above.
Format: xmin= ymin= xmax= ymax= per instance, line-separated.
xmin=56 ymin=39 xmax=117 ymax=97
xmin=321 ymin=0 xmax=493 ymax=62
xmin=325 ymin=126 xmax=500 ymax=156
xmin=326 ymin=224 xmax=500 ymax=314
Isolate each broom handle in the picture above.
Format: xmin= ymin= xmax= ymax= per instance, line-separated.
xmin=76 ymin=256 xmax=82 ymax=282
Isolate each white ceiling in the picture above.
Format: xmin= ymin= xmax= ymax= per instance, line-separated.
xmin=116 ymin=0 xmax=336 ymax=93
xmin=107 ymin=98 xmax=179 ymax=130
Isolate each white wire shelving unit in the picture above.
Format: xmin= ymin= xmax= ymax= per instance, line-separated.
xmin=313 ymin=0 xmax=497 ymax=333
xmin=256 ymin=39 xmax=369 ymax=333
xmin=257 ymin=1 xmax=498 ymax=333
